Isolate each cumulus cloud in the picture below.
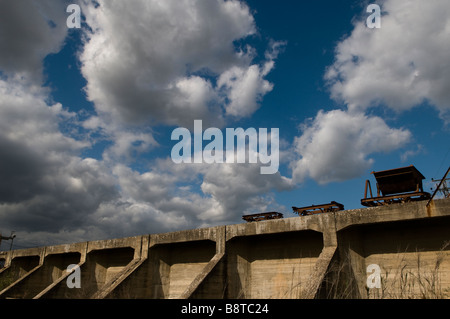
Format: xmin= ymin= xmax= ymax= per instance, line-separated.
xmin=0 ymin=79 xmax=118 ymax=237
xmin=199 ymin=162 xmax=292 ymax=216
xmin=0 ymin=77 xmax=291 ymax=245
xmin=0 ymin=80 xmax=192 ymax=244
xmin=79 ymin=0 xmax=281 ymax=128
xmin=0 ymin=0 xmax=292 ymax=248
xmin=0 ymin=0 xmax=69 ymax=83
xmin=118 ymin=158 xmax=292 ymax=224
xmin=290 ymin=109 xmax=412 ymax=184
xmin=217 ymin=63 xmax=274 ymax=118
xmin=0 ymin=1 xmax=125 ymax=246
xmin=65 ymin=159 xmax=294 ymax=240
xmin=325 ymin=0 xmax=450 ymax=120
xmin=288 ymin=0 xmax=450 ymax=186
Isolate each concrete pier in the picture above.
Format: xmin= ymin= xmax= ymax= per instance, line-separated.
xmin=0 ymin=198 xmax=449 ymax=299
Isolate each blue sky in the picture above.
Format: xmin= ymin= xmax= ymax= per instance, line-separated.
xmin=0 ymin=0 xmax=449 ymax=249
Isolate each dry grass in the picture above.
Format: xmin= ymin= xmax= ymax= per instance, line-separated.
xmin=0 ymin=271 xmax=15 ymax=292
xmin=314 ymin=241 xmax=450 ymax=299
xmin=248 ymin=241 xmax=450 ymax=299
xmin=367 ymin=242 xmax=450 ymax=299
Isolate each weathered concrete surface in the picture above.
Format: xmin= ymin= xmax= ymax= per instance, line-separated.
xmin=0 ymin=198 xmax=449 ymax=299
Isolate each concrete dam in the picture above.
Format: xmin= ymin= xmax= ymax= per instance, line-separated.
xmin=0 ymin=197 xmax=449 ymax=299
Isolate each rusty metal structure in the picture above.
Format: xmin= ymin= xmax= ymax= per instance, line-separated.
xmin=241 ymin=165 xmax=438 ymax=223
xmin=292 ymin=201 xmax=344 ymax=216
xmin=361 ymin=165 xmax=431 ymax=207
xmin=242 ymin=212 xmax=283 ymax=223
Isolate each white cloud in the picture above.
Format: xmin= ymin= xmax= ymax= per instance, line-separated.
xmin=400 ymin=144 xmax=425 ymax=162
xmin=218 ymin=63 xmax=274 ymax=118
xmin=199 ymin=162 xmax=292 ymax=214
xmin=0 ymin=1 xmax=291 ymax=248
xmin=0 ymin=79 xmax=118 ymax=239
xmin=79 ymin=0 xmax=281 ymax=128
xmin=0 ymin=0 xmax=69 ymax=83
xmin=292 ymin=0 xmax=450 ymax=186
xmin=103 ymin=130 xmax=159 ymax=163
xmin=115 ymin=158 xmax=292 ymax=227
xmin=325 ymin=0 xmax=450 ymax=120
xmin=290 ymin=109 xmax=412 ymax=184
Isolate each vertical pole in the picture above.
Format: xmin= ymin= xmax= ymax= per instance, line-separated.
xmin=427 ymin=166 xmax=450 ymax=207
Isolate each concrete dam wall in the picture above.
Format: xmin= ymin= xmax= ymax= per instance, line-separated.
xmin=0 ymin=198 xmax=449 ymax=299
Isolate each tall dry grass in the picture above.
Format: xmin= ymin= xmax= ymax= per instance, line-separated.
xmin=367 ymin=242 xmax=450 ymax=299
xmin=314 ymin=241 xmax=450 ymax=299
